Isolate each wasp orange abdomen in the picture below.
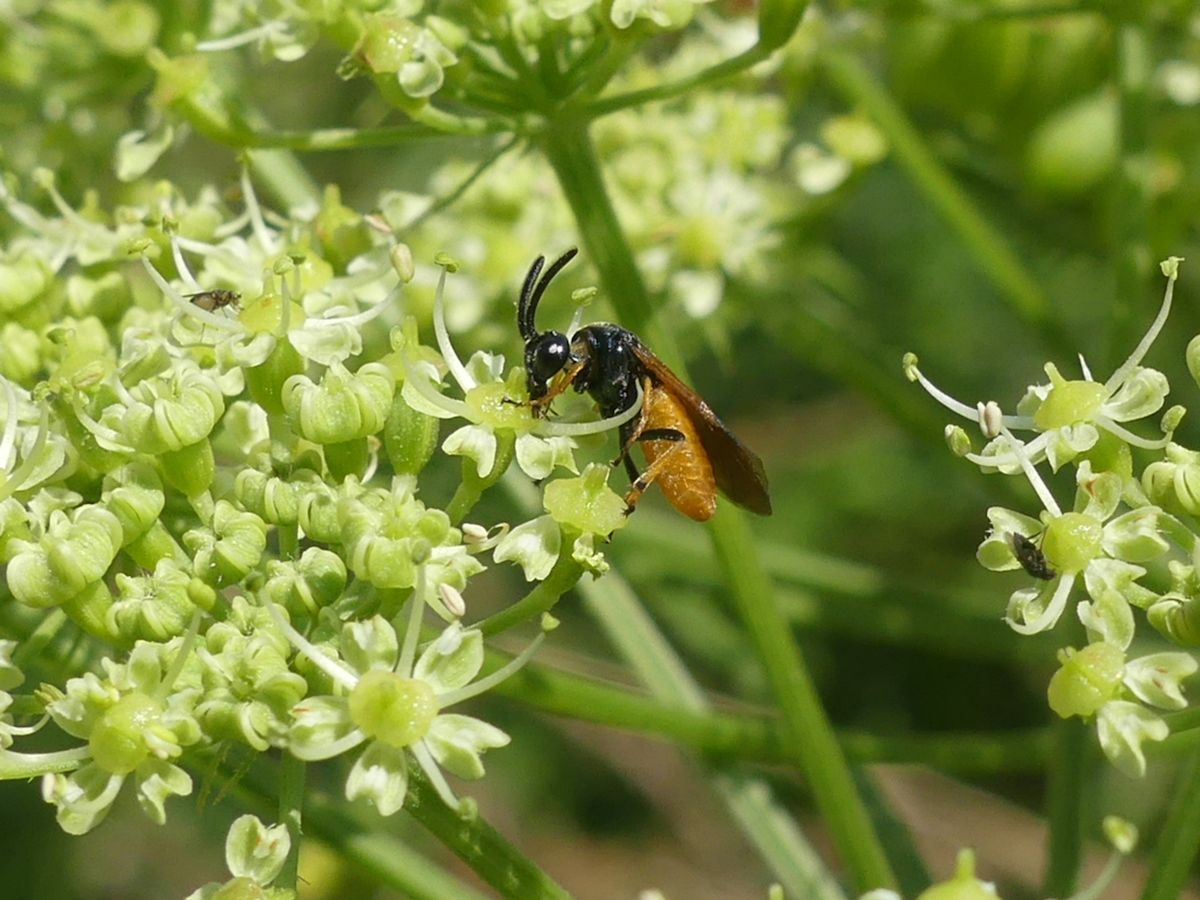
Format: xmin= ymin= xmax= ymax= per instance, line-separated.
xmin=641 ymin=385 xmax=718 ymax=522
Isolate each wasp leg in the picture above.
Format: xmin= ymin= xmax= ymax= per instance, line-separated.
xmin=530 ymin=359 xmax=585 ymax=418
xmin=623 ymin=428 xmax=686 ymax=516
xmin=611 ymin=376 xmax=654 ymax=468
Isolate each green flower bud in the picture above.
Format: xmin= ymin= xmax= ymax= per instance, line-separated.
xmin=1103 ymin=815 xmax=1138 ymax=855
xmin=916 ymin=849 xmax=997 ymax=900
xmin=349 ymin=670 xmax=437 ymax=748
xmin=1042 ymin=512 xmax=1102 ymax=574
xmin=109 ymin=561 xmax=196 ymax=642
xmin=263 ymin=548 xmax=347 ymax=618
xmin=313 ymin=185 xmax=373 ymax=273
xmin=235 ymin=469 xmax=300 ymax=526
xmin=245 ymin=338 xmax=305 ymax=418
xmin=1033 ymin=364 xmax=1107 ymax=430
xmin=297 ymin=481 xmax=341 ymax=543
xmin=384 ymin=391 xmax=440 ymax=476
xmin=0 ymin=252 xmax=51 ymax=316
xmin=757 ymin=0 xmax=806 ymax=51
xmin=543 ymin=464 xmax=629 ymax=537
xmin=184 ymin=501 xmax=268 ymax=587
xmin=91 ymin=1 xmax=160 ymax=57
xmin=8 ymin=505 xmax=123 ymax=608
xmin=1148 ymin=593 xmax=1200 ymax=646
xmin=62 ymin=579 xmax=120 ymax=644
xmin=67 ymin=272 xmax=130 ymax=322
xmin=1026 ymin=90 xmax=1117 ymax=197
xmin=944 ymin=425 xmax=972 ymax=457
xmin=1187 ymin=335 xmax=1200 ymax=391
xmin=119 ymin=366 xmax=225 ymax=454
xmin=102 ymin=462 xmax=165 ymax=546
xmin=1047 ymin=643 xmax=1124 ymax=719
xmin=282 ymin=362 xmax=394 ymax=445
xmin=160 ymin=439 xmax=215 ymax=498
xmin=391 ymin=244 xmax=415 ymax=283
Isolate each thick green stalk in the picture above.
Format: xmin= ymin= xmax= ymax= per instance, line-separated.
xmin=1142 ymin=749 xmax=1200 ymax=900
xmin=276 ymin=753 xmax=306 ymax=891
xmin=820 ymin=50 xmax=1060 ymax=348
xmin=404 ymin=768 xmax=571 ymax=899
xmin=1043 ymin=716 xmax=1092 ymax=896
xmin=1110 ymin=15 xmax=1153 ymax=369
xmin=709 ymin=509 xmax=897 ymax=890
xmin=541 ymin=117 xmax=895 ymax=892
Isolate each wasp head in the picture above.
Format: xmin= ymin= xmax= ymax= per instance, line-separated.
xmin=517 ymin=247 xmax=579 ymax=402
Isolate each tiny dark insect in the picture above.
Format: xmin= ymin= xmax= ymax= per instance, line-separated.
xmin=1012 ymin=532 xmax=1056 ymax=580
xmin=186 ymin=289 xmax=241 ymax=312
xmin=518 ymin=247 xmax=771 ymax=522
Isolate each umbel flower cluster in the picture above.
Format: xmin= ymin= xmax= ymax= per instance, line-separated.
xmin=0 ymin=167 xmax=636 ymax=869
xmin=906 ymin=259 xmax=1200 ymax=778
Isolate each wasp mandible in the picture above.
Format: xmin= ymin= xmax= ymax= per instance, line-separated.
xmin=518 ymin=248 xmax=771 ymax=522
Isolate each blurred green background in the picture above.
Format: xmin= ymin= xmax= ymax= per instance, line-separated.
xmin=3 ymin=1 xmax=1200 ymax=897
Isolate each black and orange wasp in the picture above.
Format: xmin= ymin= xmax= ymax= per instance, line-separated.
xmin=517 ymin=248 xmax=771 ymax=522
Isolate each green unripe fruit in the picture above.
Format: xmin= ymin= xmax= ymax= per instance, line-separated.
xmin=383 ymin=392 xmax=439 ymax=476
xmin=89 ymin=693 xmax=162 ymax=774
xmin=349 ymin=670 xmax=437 ymax=748
xmin=212 ymin=877 xmax=269 ymax=900
xmin=160 ymin=440 xmax=214 ymax=497
xmin=1042 ymin=512 xmax=1102 ymax=574
xmin=1047 ymin=643 xmax=1124 ymax=719
xmin=246 ymin=339 xmax=305 ymax=417
xmin=1034 ymin=377 xmax=1106 ymax=430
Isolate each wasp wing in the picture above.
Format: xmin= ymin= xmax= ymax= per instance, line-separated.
xmin=632 ymin=345 xmax=772 ymax=516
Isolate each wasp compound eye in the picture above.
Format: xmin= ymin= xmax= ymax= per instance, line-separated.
xmin=526 ymin=332 xmax=571 ymax=387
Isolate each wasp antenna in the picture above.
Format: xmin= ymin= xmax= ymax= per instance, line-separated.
xmin=518 ymin=255 xmax=546 ymax=341
xmin=526 ymin=247 xmax=578 ymax=333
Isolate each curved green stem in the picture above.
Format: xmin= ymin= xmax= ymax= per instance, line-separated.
xmin=475 ymin=544 xmax=583 ymax=636
xmin=586 ymin=45 xmax=771 ymax=118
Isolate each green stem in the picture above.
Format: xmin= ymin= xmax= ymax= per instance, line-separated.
xmin=541 ymin=116 xmax=895 ymax=892
xmin=276 ymin=753 xmax=306 ymax=891
xmin=585 ymin=45 xmax=771 ymax=118
xmin=405 ymin=767 xmax=571 ymax=899
xmin=401 ymin=135 xmax=520 ymax=231
xmin=302 ymin=789 xmax=491 ymax=900
xmin=709 ymin=510 xmax=897 ymax=891
xmin=1110 ymin=14 xmax=1153 ymax=370
xmin=475 ymin=544 xmax=583 ymax=636
xmin=1142 ymin=749 xmax=1200 ymax=900
xmin=10 ymin=608 xmax=68 ymax=674
xmin=820 ymin=49 xmax=1061 ymax=348
xmin=1043 ymin=715 xmax=1092 ymax=897
xmin=233 ymin=762 xmax=501 ymax=900
xmin=492 ymin=648 xmax=1053 ymax=773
